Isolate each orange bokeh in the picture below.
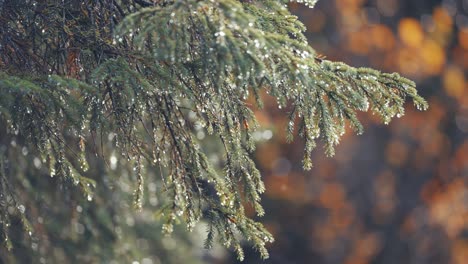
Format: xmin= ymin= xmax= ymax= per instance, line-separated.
xmin=398 ymin=18 xmax=425 ymax=47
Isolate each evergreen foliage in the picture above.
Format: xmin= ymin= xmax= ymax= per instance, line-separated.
xmin=0 ymin=0 xmax=427 ymax=261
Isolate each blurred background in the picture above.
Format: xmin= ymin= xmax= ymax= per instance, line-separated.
xmin=222 ymin=0 xmax=467 ymax=263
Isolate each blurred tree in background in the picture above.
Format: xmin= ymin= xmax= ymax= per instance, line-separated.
xmin=0 ymin=0 xmax=434 ymax=263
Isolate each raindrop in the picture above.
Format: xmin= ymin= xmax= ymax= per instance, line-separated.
xmin=262 ymin=130 xmax=273 ymax=140
xmin=33 ymin=157 xmax=42 ymax=169
xmin=17 ymin=204 xmax=25 ymax=214
xmin=21 ymin=147 xmax=29 ymax=156
xmin=110 ymin=155 xmax=118 ymax=170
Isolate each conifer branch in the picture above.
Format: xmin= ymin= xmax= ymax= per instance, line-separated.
xmin=0 ymin=0 xmax=427 ymax=260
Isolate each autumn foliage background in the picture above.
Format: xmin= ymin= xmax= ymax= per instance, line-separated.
xmin=224 ymin=0 xmax=468 ymax=263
